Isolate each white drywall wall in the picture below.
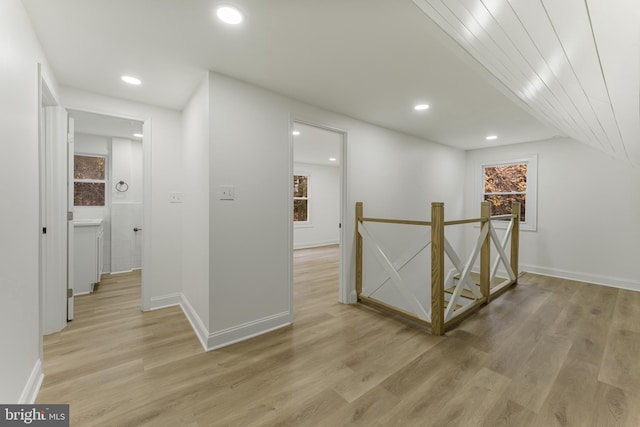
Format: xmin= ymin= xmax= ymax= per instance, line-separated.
xmin=465 ymin=138 xmax=640 ymax=290
xmin=0 ymin=0 xmax=58 ymax=403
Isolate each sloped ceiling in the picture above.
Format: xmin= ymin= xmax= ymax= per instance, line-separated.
xmin=413 ymin=0 xmax=640 ymax=165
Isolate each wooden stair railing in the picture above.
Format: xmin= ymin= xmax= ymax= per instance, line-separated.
xmin=355 ymin=201 xmax=520 ymax=335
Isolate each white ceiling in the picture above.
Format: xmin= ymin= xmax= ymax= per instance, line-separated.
xmin=21 ymin=0 xmax=638 ymax=161
xmin=293 ymin=123 xmax=342 ymax=167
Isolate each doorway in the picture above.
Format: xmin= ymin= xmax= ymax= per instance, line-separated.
xmin=291 ymin=121 xmax=348 ymax=304
xmin=69 ymin=110 xmax=145 ymax=302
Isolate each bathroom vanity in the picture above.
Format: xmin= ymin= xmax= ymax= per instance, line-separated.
xmin=74 ymin=219 xmax=104 ymax=294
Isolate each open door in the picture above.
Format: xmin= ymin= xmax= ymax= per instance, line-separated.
xmin=41 ymin=102 xmax=70 ymax=334
xmin=67 ymin=116 xmax=75 ymax=320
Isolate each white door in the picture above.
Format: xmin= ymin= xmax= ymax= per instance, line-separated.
xmin=67 ymin=116 xmax=75 ymax=320
xmin=42 ymin=105 xmax=69 ymax=333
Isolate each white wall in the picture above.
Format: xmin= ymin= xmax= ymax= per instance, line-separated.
xmin=293 ymin=162 xmax=340 ymax=249
xmin=111 ymin=138 xmax=143 ymax=272
xmin=181 ymin=74 xmax=210 ymax=343
xmin=0 ymin=0 xmax=58 ymax=403
xmin=465 ymin=138 xmax=640 ymax=290
xmin=205 ymin=71 xmax=466 ymax=348
xmin=75 ymin=132 xmax=109 ymax=156
xmin=74 ymin=133 xmax=111 ymax=272
xmin=59 ymin=87 xmax=183 ymax=308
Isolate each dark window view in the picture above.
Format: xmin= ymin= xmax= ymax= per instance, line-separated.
xmin=74 ymin=155 xmax=106 ymax=206
xmin=483 ymin=163 xmax=527 ymax=221
xmin=293 ymin=175 xmax=308 ymax=222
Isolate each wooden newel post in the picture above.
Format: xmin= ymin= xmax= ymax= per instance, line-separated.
xmin=510 ymin=202 xmax=520 ymax=284
xmin=431 ymin=202 xmax=445 ymax=336
xmin=480 ymin=202 xmax=491 ymax=302
xmin=355 ymin=202 xmax=363 ymax=297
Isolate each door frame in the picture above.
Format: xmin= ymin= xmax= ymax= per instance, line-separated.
xmin=51 ymin=105 xmax=152 ymax=312
xmin=289 ymin=117 xmax=351 ymax=306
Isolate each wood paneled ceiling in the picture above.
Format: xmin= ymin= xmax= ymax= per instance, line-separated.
xmin=413 ymin=0 xmax=640 ymax=165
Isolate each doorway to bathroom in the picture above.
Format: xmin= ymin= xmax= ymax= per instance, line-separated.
xmin=69 ymin=110 xmax=145 ymax=300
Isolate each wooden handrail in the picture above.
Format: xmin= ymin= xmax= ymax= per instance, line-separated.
xmin=444 ymin=218 xmax=483 ymax=226
xmin=361 ymin=217 xmax=431 ymax=227
xmin=361 ymin=215 xmax=509 ymax=227
xmin=355 ymin=200 xmax=520 ymax=336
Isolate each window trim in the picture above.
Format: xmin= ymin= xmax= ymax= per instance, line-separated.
xmin=293 ymin=171 xmax=311 ymax=227
xmin=74 ymin=153 xmax=108 ymax=207
xmin=479 ymin=154 xmax=537 ymax=231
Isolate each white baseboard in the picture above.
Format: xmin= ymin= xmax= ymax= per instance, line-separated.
xmin=148 ymin=293 xmax=293 ymax=352
xmin=294 ymin=240 xmax=339 ymax=250
xmin=521 ymin=264 xmax=640 ymax=292
xmin=178 ymin=294 xmax=210 ymax=351
xmin=19 ymin=358 xmax=44 ymax=404
xmin=148 ymin=293 xmax=182 ymax=311
xmin=344 ymin=290 xmax=358 ymax=304
xmin=206 ymin=312 xmax=291 ymax=351
xmin=108 ymin=269 xmax=134 ymax=275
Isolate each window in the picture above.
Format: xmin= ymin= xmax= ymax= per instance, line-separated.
xmin=293 ymin=174 xmax=309 ymax=223
xmin=481 ymin=154 xmax=537 ymax=231
xmin=74 ymin=155 xmax=106 ymax=206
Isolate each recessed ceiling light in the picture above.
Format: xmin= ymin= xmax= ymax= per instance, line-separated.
xmin=486 ymin=135 xmax=498 ymax=140
xmin=121 ymin=75 xmax=142 ymax=85
xmin=216 ymin=6 xmax=243 ymax=24
xmin=329 ymin=157 xmax=337 ymax=162
xmin=292 ymin=131 xmax=300 ymax=136
xmin=133 ymin=133 xmax=144 ymax=138
xmin=414 ymin=104 xmax=430 ymax=111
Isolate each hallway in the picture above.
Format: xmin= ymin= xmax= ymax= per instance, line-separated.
xmin=37 ymin=246 xmax=640 ymax=426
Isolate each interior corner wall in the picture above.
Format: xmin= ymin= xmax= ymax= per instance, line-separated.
xmin=59 ymin=87 xmax=183 ymax=307
xmin=0 ymin=0 xmax=59 ymax=403
xmin=293 ymin=162 xmax=340 ymax=249
xmin=181 ymin=73 xmax=210 ymax=341
xmin=207 ymin=72 xmax=465 ymax=348
xmin=464 ymin=138 xmax=640 ymax=290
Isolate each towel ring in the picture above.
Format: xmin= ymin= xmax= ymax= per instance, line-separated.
xmin=115 ymin=181 xmax=129 ymax=192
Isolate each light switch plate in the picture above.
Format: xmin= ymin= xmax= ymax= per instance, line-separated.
xmin=169 ymin=192 xmax=183 ymax=203
xmin=219 ymin=185 xmax=235 ymax=200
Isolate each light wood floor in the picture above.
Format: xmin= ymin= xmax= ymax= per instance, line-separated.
xmin=38 ymin=245 xmax=640 ymax=426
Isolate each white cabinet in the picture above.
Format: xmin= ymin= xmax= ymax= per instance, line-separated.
xmin=74 ymin=219 xmax=104 ymax=294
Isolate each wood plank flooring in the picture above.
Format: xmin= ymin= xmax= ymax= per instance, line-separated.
xmin=37 ymin=245 xmax=640 ymax=426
